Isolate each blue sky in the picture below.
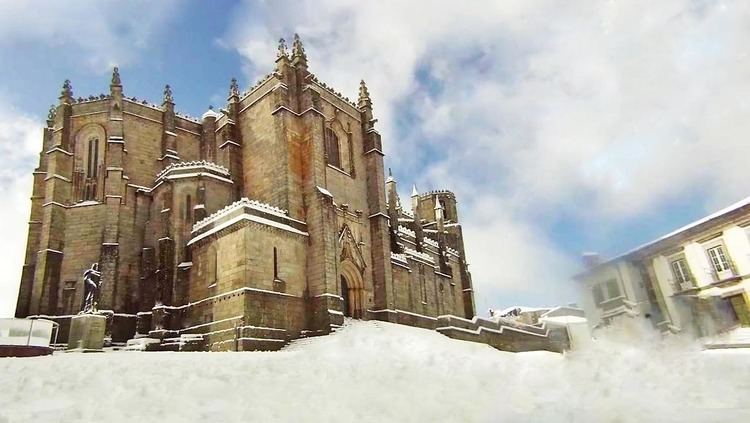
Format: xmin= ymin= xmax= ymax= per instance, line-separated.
xmin=2 ymin=0 xmax=750 ymax=317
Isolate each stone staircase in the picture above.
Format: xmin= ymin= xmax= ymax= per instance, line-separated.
xmin=704 ymin=327 xmax=750 ymax=349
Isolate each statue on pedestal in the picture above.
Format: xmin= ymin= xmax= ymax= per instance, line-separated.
xmin=80 ymin=263 xmax=102 ymax=314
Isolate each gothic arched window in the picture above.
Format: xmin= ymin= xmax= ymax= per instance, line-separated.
xmin=325 ymin=127 xmax=341 ymax=168
xmin=86 ymin=137 xmax=99 ymax=178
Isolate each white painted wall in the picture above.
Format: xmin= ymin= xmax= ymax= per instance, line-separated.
xmin=684 ymin=242 xmax=714 ymax=287
xmin=652 ymin=255 xmax=681 ymax=328
xmin=723 ymin=226 xmax=750 ymax=275
xmin=617 ymin=261 xmax=637 ymax=301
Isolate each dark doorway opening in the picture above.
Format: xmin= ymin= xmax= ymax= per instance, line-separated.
xmin=341 ymin=276 xmax=351 ymax=317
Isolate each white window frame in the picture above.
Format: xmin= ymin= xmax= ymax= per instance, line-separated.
xmin=707 ymin=245 xmax=730 ymax=273
xmin=670 ymin=257 xmax=692 ymax=287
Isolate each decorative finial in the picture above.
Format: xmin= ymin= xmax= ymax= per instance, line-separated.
xmin=60 ymin=79 xmax=73 ymax=100
xmin=229 ymin=78 xmax=239 ymax=97
xmin=47 ymin=104 xmax=56 ymax=122
xmin=358 ymin=79 xmax=372 ymax=109
xmin=412 ymin=185 xmax=419 ymax=197
xmin=292 ymin=33 xmax=306 ymax=58
xmin=277 ymin=38 xmax=289 ymax=58
xmin=111 ymin=66 xmax=121 ymax=86
xmin=389 ymin=168 xmax=392 ymax=177
xmin=163 ymin=84 xmax=173 ymax=103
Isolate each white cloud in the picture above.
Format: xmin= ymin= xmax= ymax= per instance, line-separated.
xmin=0 ymin=0 xmax=177 ymax=70
xmin=0 ymin=105 xmax=41 ymax=317
xmin=224 ymin=0 xmax=750 ymax=310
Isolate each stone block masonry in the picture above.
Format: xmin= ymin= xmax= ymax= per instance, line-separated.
xmin=15 ymin=35 xmax=568 ymax=354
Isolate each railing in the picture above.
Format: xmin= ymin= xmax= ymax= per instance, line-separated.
xmin=600 ymin=295 xmax=626 ymax=312
xmin=668 ymin=277 xmax=695 ymax=293
xmin=706 ymin=258 xmax=739 ymax=284
xmin=0 ymin=318 xmax=58 ymax=348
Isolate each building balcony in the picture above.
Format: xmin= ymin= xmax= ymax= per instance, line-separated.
xmin=669 ymin=277 xmax=696 ymax=294
xmin=705 ymin=259 xmax=741 ymax=285
xmin=600 ymin=295 xmax=626 ymax=312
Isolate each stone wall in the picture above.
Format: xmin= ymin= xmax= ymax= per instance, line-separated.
xmin=436 ymin=315 xmax=570 ymax=353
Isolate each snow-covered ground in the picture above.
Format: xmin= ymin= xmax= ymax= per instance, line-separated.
xmin=1 ymin=319 xmax=750 ymax=423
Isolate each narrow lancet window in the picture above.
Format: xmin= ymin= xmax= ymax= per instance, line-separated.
xmin=325 ymin=127 xmax=341 ymax=168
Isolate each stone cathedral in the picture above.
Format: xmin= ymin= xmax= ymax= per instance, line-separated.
xmin=14 ymin=35 xmax=480 ymax=351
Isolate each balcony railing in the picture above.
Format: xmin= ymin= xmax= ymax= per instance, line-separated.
xmin=705 ymin=258 xmax=740 ymax=284
xmin=600 ymin=295 xmax=626 ymax=312
xmin=667 ymin=274 xmax=696 ymax=293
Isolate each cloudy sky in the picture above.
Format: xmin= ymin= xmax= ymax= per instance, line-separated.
xmin=1 ymin=0 xmax=750 ymax=317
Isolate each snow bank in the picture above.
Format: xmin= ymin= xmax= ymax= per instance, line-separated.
xmin=1 ymin=319 xmax=749 ymax=422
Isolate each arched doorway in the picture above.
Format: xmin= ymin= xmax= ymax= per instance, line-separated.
xmin=340 ymin=260 xmax=365 ymax=318
xmin=340 ymin=276 xmax=351 ymax=317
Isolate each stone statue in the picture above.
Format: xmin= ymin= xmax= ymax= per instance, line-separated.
xmin=80 ymin=263 xmax=102 ymax=314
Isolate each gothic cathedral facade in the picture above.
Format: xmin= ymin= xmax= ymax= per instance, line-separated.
xmin=15 ymin=35 xmax=476 ymax=350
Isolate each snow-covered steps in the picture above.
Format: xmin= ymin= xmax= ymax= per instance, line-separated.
xmin=123 ymin=338 xmax=161 ymax=351
xmin=704 ymin=327 xmax=750 ymax=350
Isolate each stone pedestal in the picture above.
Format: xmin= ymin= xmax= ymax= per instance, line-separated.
xmin=67 ymin=314 xmax=107 ymax=352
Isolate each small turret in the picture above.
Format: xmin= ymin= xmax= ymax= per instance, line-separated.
xmin=228 ymin=78 xmax=240 ymax=100
xmin=386 ymin=169 xmax=399 ymax=217
xmin=411 ymin=185 xmax=419 ymax=212
xmin=163 ymin=84 xmax=174 ymax=105
xmin=109 ymin=67 xmax=123 ymax=111
xmin=111 ymin=66 xmax=121 ymax=87
xmin=201 ymin=106 xmax=219 ymax=162
xmin=291 ymin=33 xmax=307 ymax=71
xmin=202 ymin=105 xmax=220 ymax=120
xmin=411 ymin=185 xmax=425 ymax=251
xmin=60 ymin=79 xmax=73 ymax=104
xmin=275 ymin=37 xmax=292 ymax=78
xmin=358 ymin=80 xmax=372 ymax=110
xmin=160 ymin=84 xmax=178 ymax=167
xmin=435 ymin=197 xmax=445 ymax=232
xmin=46 ymin=105 xmax=56 ymax=128
xmin=277 ymin=37 xmax=289 ymax=59
xmin=358 ymin=80 xmax=375 ymax=130
xmin=385 ymin=169 xmax=403 ymax=253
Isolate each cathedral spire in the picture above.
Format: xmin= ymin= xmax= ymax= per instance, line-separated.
xmin=60 ymin=79 xmax=73 ymax=104
xmin=111 ymin=66 xmax=121 ymax=86
xmin=358 ymin=80 xmax=372 ymax=110
xmin=163 ymin=84 xmax=174 ymax=104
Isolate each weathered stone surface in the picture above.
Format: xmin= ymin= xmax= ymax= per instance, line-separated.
xmin=67 ymin=314 xmax=107 ymax=351
xmin=13 ymin=39 xmax=568 ymax=354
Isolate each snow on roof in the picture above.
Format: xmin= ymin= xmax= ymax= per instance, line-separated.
xmin=591 ymin=194 xmax=750 ymax=269
xmin=496 ymin=306 xmax=551 ymax=316
xmin=316 ymin=186 xmax=333 ymax=198
xmin=404 ymin=247 xmax=434 ymax=264
xmin=192 ymin=197 xmax=289 ymax=233
xmin=539 ymin=315 xmax=588 ymax=324
xmin=423 ymin=237 xmax=439 ymax=248
xmin=156 ymin=160 xmax=229 ymax=180
xmin=398 ymin=226 xmax=416 ymax=238
xmin=202 ymin=107 xmax=221 ymax=120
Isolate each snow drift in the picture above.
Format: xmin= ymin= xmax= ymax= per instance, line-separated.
xmin=1 ymin=319 xmax=749 ymax=422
